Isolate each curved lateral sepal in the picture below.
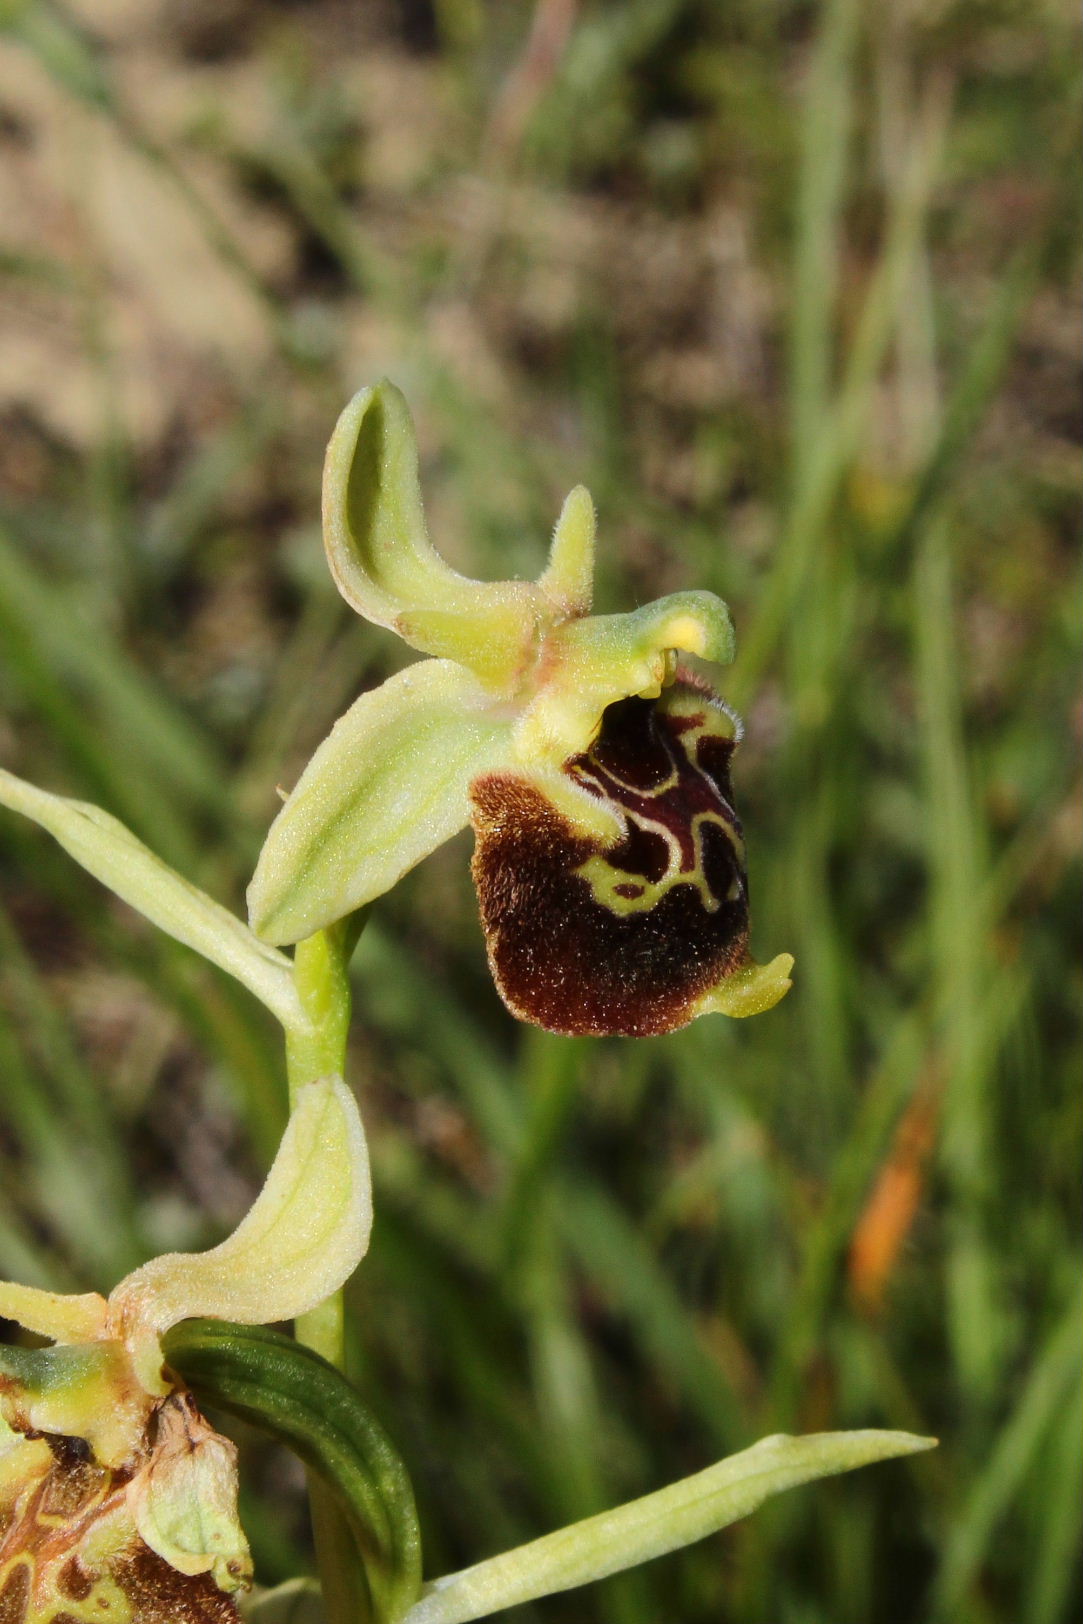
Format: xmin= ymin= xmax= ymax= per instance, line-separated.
xmin=247 ymin=659 xmax=512 ymax=946
xmin=163 ymin=1320 xmax=422 ymax=1624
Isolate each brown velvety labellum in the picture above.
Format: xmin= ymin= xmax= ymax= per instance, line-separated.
xmin=470 ymin=681 xmax=750 ymax=1036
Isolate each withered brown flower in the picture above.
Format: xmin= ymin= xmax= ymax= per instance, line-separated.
xmin=0 ymin=1079 xmax=370 ymax=1624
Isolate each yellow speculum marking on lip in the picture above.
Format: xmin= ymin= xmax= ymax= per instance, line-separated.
xmin=575 ymin=806 xmax=746 ymax=918
xmin=568 ymin=685 xmax=746 ymax=915
xmin=567 ymin=695 xmax=745 ymax=919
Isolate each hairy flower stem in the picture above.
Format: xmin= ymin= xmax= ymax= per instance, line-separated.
xmin=287 ymin=924 xmax=357 ymax=1361
xmin=286 ymin=918 xmax=372 ymax=1624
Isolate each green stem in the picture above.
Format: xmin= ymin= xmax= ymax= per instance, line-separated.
xmin=286 ymin=923 xmax=356 ymax=1096
xmin=285 ymin=915 xmax=371 ymax=1622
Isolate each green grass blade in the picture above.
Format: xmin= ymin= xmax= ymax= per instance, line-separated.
xmin=929 ymin=1284 xmax=1083 ymax=1620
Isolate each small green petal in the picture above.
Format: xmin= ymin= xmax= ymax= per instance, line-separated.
xmin=537 ymin=485 xmax=595 ymax=617
xmin=108 ymin=1077 xmax=370 ymax=1388
xmin=324 ymin=381 xmax=542 ymax=687
xmin=0 ymin=1281 xmax=107 ymax=1343
xmin=249 ymin=659 xmax=512 ymax=946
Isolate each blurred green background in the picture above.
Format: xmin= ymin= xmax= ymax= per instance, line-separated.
xmin=0 ymin=1 xmax=1079 ymax=1620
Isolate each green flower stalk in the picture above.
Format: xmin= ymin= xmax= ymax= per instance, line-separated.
xmin=0 ymin=1079 xmax=370 ymax=1624
xmin=248 ymin=382 xmax=793 ymax=1035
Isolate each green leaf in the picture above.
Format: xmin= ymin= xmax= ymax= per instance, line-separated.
xmin=0 ymin=766 xmax=304 ymax=1031
xmin=248 ymin=658 xmax=511 ymax=945
xmin=402 ymin=1429 xmax=935 ymax=1624
xmin=164 ymin=1320 xmax=422 ymax=1624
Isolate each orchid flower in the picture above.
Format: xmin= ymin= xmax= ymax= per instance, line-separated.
xmin=0 ymin=1077 xmax=370 ymax=1624
xmin=248 ymin=383 xmax=793 ymax=1036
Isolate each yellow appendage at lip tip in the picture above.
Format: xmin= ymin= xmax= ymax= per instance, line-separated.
xmin=696 ymin=953 xmax=795 ymax=1019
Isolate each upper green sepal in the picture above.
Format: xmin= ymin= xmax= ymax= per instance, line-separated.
xmin=324 ymin=382 xmax=543 ymax=688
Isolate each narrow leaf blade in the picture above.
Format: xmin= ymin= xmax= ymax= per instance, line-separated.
xmin=0 ymin=767 xmax=303 ymax=1030
xmin=404 ymin=1430 xmax=935 ymax=1624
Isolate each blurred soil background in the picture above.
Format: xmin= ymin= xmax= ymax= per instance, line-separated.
xmin=0 ymin=1 xmax=1080 ymax=1621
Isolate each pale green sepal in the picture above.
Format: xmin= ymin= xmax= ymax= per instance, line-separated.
xmin=698 ymin=952 xmax=795 ymax=1019
xmin=0 ymin=767 xmax=304 ymax=1032
xmin=323 ymin=381 xmax=431 ymax=626
xmin=403 ymin=1430 xmax=935 ymax=1624
xmin=324 ymin=381 xmax=541 ymax=686
xmin=538 ymin=485 xmax=595 ymax=617
xmin=248 ymin=659 xmax=512 ymax=946
xmin=108 ymin=1077 xmax=371 ymax=1388
xmin=325 ymin=380 xmax=460 ymax=626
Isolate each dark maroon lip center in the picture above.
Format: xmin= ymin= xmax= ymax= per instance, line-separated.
xmin=566 ymin=691 xmax=742 ymax=891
